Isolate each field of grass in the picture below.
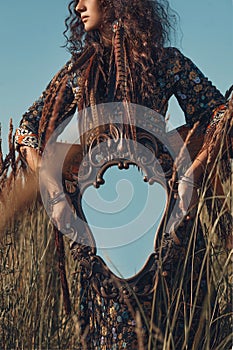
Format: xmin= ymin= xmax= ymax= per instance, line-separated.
xmin=0 ymin=118 xmax=232 ymax=349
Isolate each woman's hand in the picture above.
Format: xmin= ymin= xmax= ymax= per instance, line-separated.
xmin=178 ymin=177 xmax=199 ymax=217
xmin=50 ymin=195 xmax=74 ymax=232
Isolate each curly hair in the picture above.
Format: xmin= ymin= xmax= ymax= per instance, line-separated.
xmin=62 ymin=0 xmax=178 ymax=105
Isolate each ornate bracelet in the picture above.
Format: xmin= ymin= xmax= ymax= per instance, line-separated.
xmin=178 ymin=176 xmax=200 ymax=189
xmin=49 ymin=191 xmax=66 ymax=206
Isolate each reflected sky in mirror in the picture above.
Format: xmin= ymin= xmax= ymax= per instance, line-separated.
xmin=82 ymin=166 xmax=166 ymax=278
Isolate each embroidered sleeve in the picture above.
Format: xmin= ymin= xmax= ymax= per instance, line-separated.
xmin=168 ymin=48 xmax=227 ymax=130
xmin=15 ymin=94 xmax=45 ymax=150
xmin=15 ymin=60 xmax=75 ymax=151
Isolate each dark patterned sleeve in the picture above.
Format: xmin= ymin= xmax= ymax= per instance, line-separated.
xmin=168 ymin=48 xmax=227 ymax=131
xmin=15 ymin=60 xmax=75 ymax=151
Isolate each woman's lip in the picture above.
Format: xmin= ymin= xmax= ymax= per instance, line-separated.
xmin=81 ymin=16 xmax=89 ymax=22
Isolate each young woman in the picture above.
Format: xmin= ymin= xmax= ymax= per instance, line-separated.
xmin=14 ymin=0 xmax=232 ymax=348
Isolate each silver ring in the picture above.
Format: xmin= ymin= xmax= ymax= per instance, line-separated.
xmin=65 ymin=223 xmax=71 ymax=230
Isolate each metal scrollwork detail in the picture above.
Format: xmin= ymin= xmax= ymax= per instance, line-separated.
xmin=76 ymin=123 xmax=174 ymax=191
xmin=71 ymin=243 xmax=159 ymax=299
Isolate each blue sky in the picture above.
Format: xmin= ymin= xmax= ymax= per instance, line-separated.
xmin=0 ymin=0 xmax=232 ymax=277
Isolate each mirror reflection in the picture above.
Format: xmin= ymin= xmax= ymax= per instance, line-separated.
xmin=82 ymin=166 xmax=166 ymax=278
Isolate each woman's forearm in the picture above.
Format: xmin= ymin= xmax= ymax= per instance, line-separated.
xmin=184 ymin=149 xmax=208 ymax=183
xmin=20 ymin=146 xmax=63 ymax=197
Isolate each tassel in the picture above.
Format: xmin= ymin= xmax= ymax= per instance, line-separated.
xmin=111 ymin=20 xmax=137 ymax=144
xmin=112 ymin=19 xmax=127 ymax=99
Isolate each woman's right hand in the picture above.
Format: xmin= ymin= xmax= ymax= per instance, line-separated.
xmin=50 ymin=195 xmax=74 ymax=232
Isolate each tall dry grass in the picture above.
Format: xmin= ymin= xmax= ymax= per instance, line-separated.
xmin=0 ymin=116 xmax=232 ymax=349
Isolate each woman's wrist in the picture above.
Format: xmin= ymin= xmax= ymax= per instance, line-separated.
xmin=184 ymin=150 xmax=208 ymax=183
xmin=49 ymin=191 xmax=66 ymax=206
xmin=178 ymin=175 xmax=200 ymax=189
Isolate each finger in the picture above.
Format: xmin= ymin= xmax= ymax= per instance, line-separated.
xmin=178 ymin=198 xmax=187 ymax=217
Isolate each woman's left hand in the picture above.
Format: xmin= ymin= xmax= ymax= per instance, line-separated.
xmin=178 ymin=180 xmax=199 ymax=217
